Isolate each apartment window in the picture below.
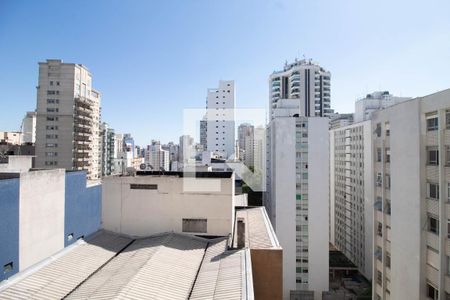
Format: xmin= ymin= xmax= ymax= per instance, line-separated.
xmin=377 ymin=222 xmax=383 ymax=237
xmin=428 ymin=182 xmax=440 ymax=200
xmin=45 ymin=152 xmax=57 ymax=157
xmin=385 ymin=148 xmax=391 ymax=163
xmin=47 ymin=90 xmax=56 ymax=95
xmin=429 ymin=215 xmax=439 ymax=235
xmin=182 ymin=218 xmax=207 ymax=233
xmin=385 ymin=174 xmax=390 ymax=189
xmin=448 ymin=222 xmax=450 ymax=239
xmin=427 ymin=116 xmax=439 ymax=131
xmin=47 ymin=99 xmax=55 ymax=104
xmin=130 ymin=184 xmax=157 ymax=190
xmin=46 ymin=125 xmax=58 ymax=130
xmin=446 ymin=147 xmax=450 ymax=166
xmin=427 ymin=147 xmax=439 ymax=165
xmin=385 ymin=122 xmax=390 ymax=136
xmin=3 ymin=262 xmax=13 ymax=274
xmin=376 ymin=173 xmax=382 ymax=187
xmin=427 ymin=283 xmax=439 ymax=300
xmin=385 ymin=200 xmax=391 ymax=215
xmin=376 ymin=148 xmax=382 ymax=162
xmin=46 ymin=108 xmax=58 ymax=113
xmin=386 ymin=253 xmax=391 ymax=268
xmin=375 ymin=123 xmax=381 ymax=137
xmin=376 ymin=271 xmax=382 ymax=285
xmin=45 ymin=134 xmax=58 ymax=139
xmin=45 ymin=143 xmax=58 ymax=148
xmin=448 ymin=183 xmax=450 ymax=203
xmin=56 ymin=81 xmax=60 ymax=86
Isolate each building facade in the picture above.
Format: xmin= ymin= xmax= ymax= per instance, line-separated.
xmin=330 ymin=121 xmax=373 ymax=280
xmin=21 ymin=111 xmax=36 ymax=144
xmin=266 ymin=113 xmax=329 ymax=299
xmin=206 ymin=80 xmax=236 ymax=160
xmin=100 ymin=122 xmax=115 ymax=176
xmin=145 ymin=142 xmax=170 ymax=171
xmin=35 ymin=59 xmax=101 ymax=179
xmin=238 ymin=123 xmax=255 ymax=167
xmin=371 ymin=89 xmax=450 ymax=300
xmin=354 ymin=91 xmax=410 ymax=123
xmin=269 ymin=59 xmax=332 ymax=120
xmin=0 ymin=164 xmax=100 ymax=281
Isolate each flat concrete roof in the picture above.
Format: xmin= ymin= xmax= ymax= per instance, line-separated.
xmin=136 ymin=171 xmax=234 ymax=178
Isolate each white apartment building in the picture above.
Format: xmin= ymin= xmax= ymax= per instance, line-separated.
xmin=200 ymin=115 xmax=207 ymax=151
xmin=100 ymin=122 xmax=115 ymax=176
xmin=371 ymin=89 xmax=450 ymax=300
xmin=330 ymin=121 xmax=373 ymax=280
xmin=266 ymin=103 xmax=329 ymax=299
xmin=179 ymin=135 xmax=194 ymax=163
xmin=35 ymin=59 xmax=101 ymax=179
xmin=269 ymin=59 xmax=332 ymax=120
xmin=145 ymin=142 xmax=170 ymax=171
xmin=206 ymin=80 xmax=236 ymax=160
xmin=354 ymin=91 xmax=410 ymax=123
xmin=238 ymin=123 xmax=255 ymax=166
xmin=21 ymin=111 xmax=36 ymax=144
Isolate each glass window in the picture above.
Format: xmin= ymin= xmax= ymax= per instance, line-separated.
xmin=428 ymin=148 xmax=439 ymax=165
xmin=429 ymin=216 xmax=439 ymax=235
xmin=428 ymin=183 xmax=440 ymax=199
xmin=427 ymin=117 xmax=439 ymax=131
xmin=427 ymin=283 xmax=439 ymax=300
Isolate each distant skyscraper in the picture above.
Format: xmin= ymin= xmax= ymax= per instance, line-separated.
xmin=35 ymin=59 xmax=101 ymax=179
xmin=21 ymin=111 xmax=36 ymax=144
xmin=200 ymin=115 xmax=207 ymax=151
xmin=354 ymin=91 xmax=410 ymax=123
xmin=269 ymin=59 xmax=332 ymax=120
xmin=179 ymin=135 xmax=194 ymax=163
xmin=145 ymin=141 xmax=170 ymax=171
xmin=206 ymin=80 xmax=235 ymax=160
xmin=237 ymin=123 xmax=254 ymax=166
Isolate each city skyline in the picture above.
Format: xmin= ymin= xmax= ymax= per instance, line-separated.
xmin=1 ymin=0 xmax=450 ymax=144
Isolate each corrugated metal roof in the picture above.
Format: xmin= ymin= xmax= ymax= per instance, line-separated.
xmin=0 ymin=232 xmax=132 ymax=300
xmin=0 ymin=232 xmax=253 ymax=300
xmin=190 ymin=239 xmax=251 ymax=300
xmin=234 ymin=207 xmax=280 ymax=249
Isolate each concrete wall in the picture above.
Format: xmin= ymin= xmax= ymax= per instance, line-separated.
xmin=102 ymin=175 xmax=235 ymax=237
xmin=65 ymin=171 xmax=101 ymax=246
xmin=19 ymin=169 xmax=65 ymax=271
xmin=308 ymin=118 xmax=330 ymax=297
xmin=0 ymin=178 xmax=20 ymax=281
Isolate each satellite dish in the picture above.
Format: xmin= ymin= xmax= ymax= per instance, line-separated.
xmin=139 ymin=163 xmax=146 ymax=170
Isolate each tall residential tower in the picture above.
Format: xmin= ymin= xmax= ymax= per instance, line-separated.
xmin=35 ymin=59 xmax=101 ymax=179
xmin=269 ymin=59 xmax=332 ymax=120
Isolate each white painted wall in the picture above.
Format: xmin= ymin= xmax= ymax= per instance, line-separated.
xmin=102 ymin=174 xmax=235 ymax=237
xmin=307 ymin=118 xmax=330 ymax=298
xmin=270 ymin=117 xmax=297 ymax=299
xmin=19 ymin=169 xmax=65 ymax=271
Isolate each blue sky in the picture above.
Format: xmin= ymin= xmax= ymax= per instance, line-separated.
xmin=1 ymin=0 xmax=450 ymax=145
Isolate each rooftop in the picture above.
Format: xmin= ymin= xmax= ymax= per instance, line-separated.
xmin=0 ymin=231 xmax=253 ymax=300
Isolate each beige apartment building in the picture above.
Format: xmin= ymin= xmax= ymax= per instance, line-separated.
xmin=35 ymin=59 xmax=101 ymax=179
xmin=371 ymin=89 xmax=450 ymax=300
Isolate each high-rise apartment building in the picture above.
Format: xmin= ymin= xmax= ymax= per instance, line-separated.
xmin=354 ymin=91 xmax=410 ymax=123
xmin=371 ymin=89 xmax=450 ymax=300
xmin=200 ymin=115 xmax=207 ymax=151
xmin=269 ymin=59 xmax=332 ymax=120
xmin=100 ymin=122 xmax=115 ymax=176
xmin=145 ymin=142 xmax=170 ymax=171
xmin=179 ymin=135 xmax=194 ymax=163
xmin=206 ymin=80 xmax=235 ymax=160
xmin=266 ymin=100 xmax=329 ymax=299
xmin=21 ymin=111 xmax=36 ymax=144
xmin=238 ymin=123 xmax=255 ymax=166
xmin=330 ymin=121 xmax=373 ymax=280
xmin=35 ymin=59 xmax=101 ymax=179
